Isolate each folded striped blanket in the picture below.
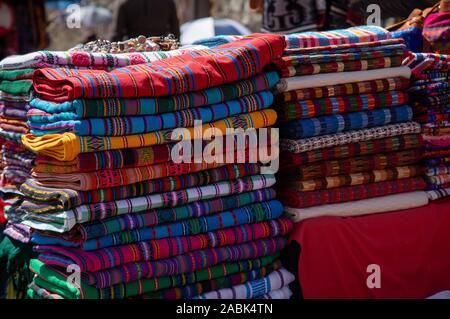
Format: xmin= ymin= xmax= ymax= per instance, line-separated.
xmin=280 ymin=55 xmax=406 ymax=77
xmin=284 ymin=25 xmax=391 ymax=49
xmin=35 ymin=235 xmax=287 ymax=275
xmin=280 ymin=122 xmax=421 ymax=153
xmin=427 ymin=188 xmax=450 ymax=200
xmin=280 ymin=105 xmax=413 ymax=139
xmin=27 ymin=283 xmax=63 ymax=299
xmin=284 ymin=166 xmax=423 ymax=192
xmin=406 ymin=53 xmax=450 ymax=74
xmin=20 ymin=164 xmax=262 ymax=212
xmin=22 ymin=109 xmax=277 ymax=161
xmin=141 ymin=259 xmax=281 ymax=299
xmin=426 ymin=174 xmax=450 ymax=187
xmin=33 ymin=141 xmax=265 ymax=173
xmin=277 ymin=90 xmax=408 ymax=121
xmin=282 ymin=39 xmax=406 ymax=57
xmin=32 ymin=262 xmax=276 ymax=300
xmin=31 ymin=200 xmax=284 ymax=250
xmin=80 ymin=238 xmax=286 ymax=288
xmin=32 ymin=162 xmax=225 ymax=191
xmin=422 ymin=127 xmax=450 ymax=136
xmin=0 ymin=118 xmax=29 ymax=134
xmin=279 ymin=149 xmax=422 ymax=179
xmin=28 ymin=91 xmax=273 ymax=136
xmin=29 ymin=71 xmax=279 ymax=119
xmin=32 ymin=35 xmax=285 ymax=102
xmin=285 ymin=191 xmax=429 ymax=222
xmin=0 ymin=46 xmax=205 ymax=70
xmin=66 ymin=189 xmax=276 ymax=241
xmin=278 ymin=177 xmax=426 ymax=208
xmin=192 ymin=268 xmax=295 ymax=299
xmin=426 ymin=164 xmax=450 ymax=176
xmin=281 ymin=134 xmax=422 ymax=167
xmin=0 ymin=80 xmax=33 ymax=95
xmin=21 ymin=174 xmax=276 ymax=233
xmin=193 ymin=26 xmax=391 ymax=49
xmin=0 ymin=101 xmax=30 ymax=120
xmin=277 ymin=77 xmax=410 ymax=103
xmin=276 ymin=67 xmax=411 ymax=92
xmin=0 ymin=69 xmax=35 ymax=80
xmin=29 ymin=252 xmax=281 ymax=299
xmin=28 ymin=256 xmax=279 ymax=299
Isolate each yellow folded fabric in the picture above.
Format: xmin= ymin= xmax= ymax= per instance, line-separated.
xmin=22 ymin=109 xmax=277 ymax=161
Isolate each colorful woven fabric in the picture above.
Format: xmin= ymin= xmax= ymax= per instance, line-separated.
xmin=141 ymin=259 xmax=281 ymax=299
xmin=284 ymin=26 xmax=391 ymax=49
xmin=277 ymin=91 xmax=408 ymax=121
xmin=281 ymin=134 xmax=422 ymax=168
xmin=426 ymin=164 xmax=450 ymax=177
xmin=406 ymin=53 xmax=450 ymax=74
xmin=27 ymin=282 xmax=63 ymax=299
xmin=427 ymin=187 xmax=450 ymax=200
xmin=73 ymin=188 xmax=276 ymax=241
xmin=22 ymin=109 xmax=277 ymax=161
xmin=284 ymin=166 xmax=423 ymax=192
xmin=282 ymin=38 xmax=405 ymax=59
xmin=22 ymin=174 xmax=276 ymax=233
xmin=426 ymin=174 xmax=450 ymax=187
xmin=280 ymin=105 xmax=413 ymax=139
xmin=20 ymin=164 xmax=261 ymax=212
xmin=280 ymin=55 xmax=406 ymax=77
xmin=285 ymin=191 xmax=429 ymax=222
xmin=0 ymin=47 xmax=206 ymax=70
xmin=279 ymin=150 xmax=422 ymax=179
xmin=28 ymin=71 xmax=279 ymax=119
xmin=32 ymin=35 xmax=285 ymax=102
xmin=0 ymin=101 xmax=29 ymax=120
xmin=193 ymin=268 xmax=295 ymax=299
xmin=192 ymin=26 xmax=391 ymax=50
xmin=0 ymin=80 xmax=33 ymax=95
xmin=35 ymin=234 xmax=288 ymax=274
xmin=276 ymin=66 xmax=411 ymax=92
xmin=29 ymin=258 xmax=276 ymax=299
xmin=277 ymin=77 xmax=410 ymax=103
xmin=278 ymin=177 xmax=426 ymax=208
xmin=0 ymin=69 xmax=35 ymax=80
xmin=32 ymin=162 xmax=225 ymax=191
xmin=33 ymin=144 xmax=176 ymax=173
xmin=0 ymin=118 xmax=29 ymax=134
xmin=83 ymin=236 xmax=287 ymax=288
xmin=280 ymin=122 xmax=421 ymax=153
xmin=31 ymin=200 xmax=284 ymax=250
xmin=32 ymin=137 xmax=266 ymax=173
xmin=28 ymin=91 xmax=273 ymax=136
xmin=30 ymin=239 xmax=286 ymax=298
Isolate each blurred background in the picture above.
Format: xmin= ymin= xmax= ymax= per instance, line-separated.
xmin=0 ymin=0 xmax=439 ymax=59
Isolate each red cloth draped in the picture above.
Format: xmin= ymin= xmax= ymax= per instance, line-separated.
xmin=289 ymin=201 xmax=450 ymax=298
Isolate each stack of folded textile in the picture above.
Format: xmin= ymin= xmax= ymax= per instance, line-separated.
xmin=13 ymin=35 xmax=295 ymax=299
xmin=0 ymin=67 xmax=36 ymax=188
xmin=273 ymin=26 xmax=429 ymax=222
xmin=0 ymin=40 xmax=209 ymax=299
xmin=0 ymin=44 xmax=207 ymax=242
xmin=407 ymin=53 xmax=450 ymax=201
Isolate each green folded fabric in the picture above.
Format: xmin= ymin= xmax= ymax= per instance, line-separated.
xmin=0 ymin=80 xmax=33 ymax=95
xmin=0 ymin=233 xmax=35 ymax=299
xmin=0 ymin=69 xmax=35 ymax=81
